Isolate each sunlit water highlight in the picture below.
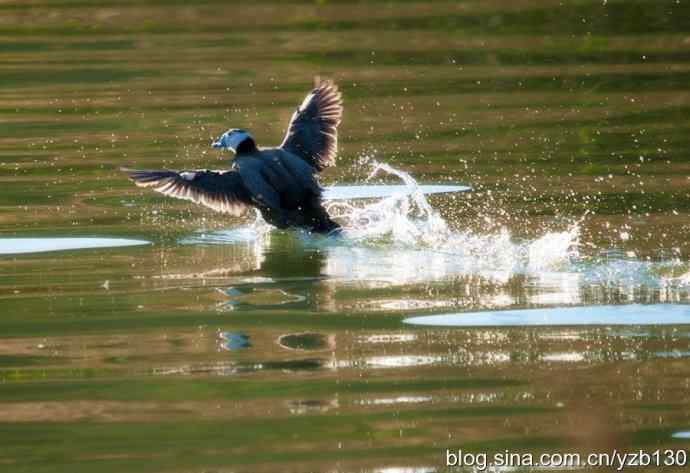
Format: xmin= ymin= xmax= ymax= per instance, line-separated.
xmin=322 ymin=183 xmax=470 ymax=200
xmin=0 ymin=237 xmax=150 ymax=255
xmin=404 ymin=304 xmax=690 ymax=327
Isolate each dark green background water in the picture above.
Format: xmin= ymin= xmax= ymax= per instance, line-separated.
xmin=1 ymin=1 xmax=689 ymax=472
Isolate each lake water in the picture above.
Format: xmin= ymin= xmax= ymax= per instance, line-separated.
xmin=1 ymin=1 xmax=689 ymax=472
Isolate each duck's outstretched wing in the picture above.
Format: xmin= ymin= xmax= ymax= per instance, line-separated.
xmin=280 ymin=80 xmax=342 ymax=172
xmin=122 ymin=168 xmax=250 ymax=216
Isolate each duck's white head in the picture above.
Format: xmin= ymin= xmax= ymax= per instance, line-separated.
xmin=212 ymin=129 xmax=253 ymax=153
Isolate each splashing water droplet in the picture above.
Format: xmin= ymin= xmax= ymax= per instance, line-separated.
xmin=324 ymin=162 xmax=581 ymax=279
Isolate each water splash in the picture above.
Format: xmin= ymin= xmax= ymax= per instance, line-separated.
xmin=176 ymin=162 xmax=689 ymax=302
xmin=319 ymin=162 xmax=689 ymax=303
xmin=325 ymin=161 xmax=580 ymax=279
xmin=328 ymin=162 xmax=452 ymax=246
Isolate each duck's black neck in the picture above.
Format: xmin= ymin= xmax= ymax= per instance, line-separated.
xmin=236 ymin=137 xmax=258 ymax=155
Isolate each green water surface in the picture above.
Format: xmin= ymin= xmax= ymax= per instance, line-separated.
xmin=1 ymin=1 xmax=689 ymax=472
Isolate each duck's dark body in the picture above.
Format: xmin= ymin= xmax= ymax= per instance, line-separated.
xmin=233 ymin=147 xmax=339 ymax=233
xmin=123 ymin=80 xmax=343 ymax=234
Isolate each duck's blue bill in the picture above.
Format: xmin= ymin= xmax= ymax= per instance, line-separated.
xmin=212 ymin=140 xmax=223 ymax=148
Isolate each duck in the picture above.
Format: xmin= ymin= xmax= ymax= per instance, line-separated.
xmin=123 ymin=80 xmax=342 ymax=234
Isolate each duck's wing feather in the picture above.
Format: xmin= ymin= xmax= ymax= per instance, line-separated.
xmin=280 ymin=80 xmax=342 ymax=172
xmin=122 ymin=168 xmax=250 ymax=216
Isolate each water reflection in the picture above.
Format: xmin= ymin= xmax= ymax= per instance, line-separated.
xmin=355 ymin=396 xmax=432 ymax=406
xmin=218 ymin=332 xmax=251 ymax=351
xmin=153 ymin=358 xmax=326 ymax=376
xmin=217 ymin=287 xmax=305 ymax=310
xmin=654 ymin=351 xmax=690 ymax=359
xmin=159 ymin=342 xmax=690 ymax=376
xmin=357 ymin=334 xmax=418 ymax=344
xmin=286 ymin=398 xmax=338 ymax=415
xmin=278 ymin=332 xmax=335 ymax=351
